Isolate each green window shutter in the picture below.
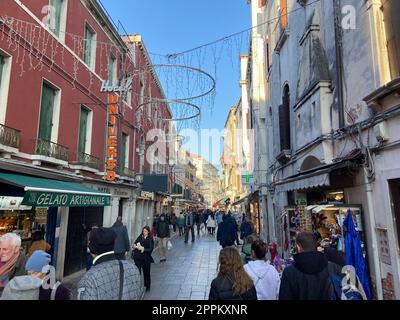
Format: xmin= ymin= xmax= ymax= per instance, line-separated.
xmin=50 ymin=0 xmax=62 ymax=37
xmin=121 ymin=134 xmax=127 ymax=168
xmin=84 ymin=26 xmax=93 ymax=66
xmin=0 ymin=56 xmax=4 ymax=89
xmin=78 ymin=107 xmax=89 ymax=154
xmin=38 ymin=83 xmax=55 ymax=141
xmin=108 ymin=55 xmax=115 ymax=84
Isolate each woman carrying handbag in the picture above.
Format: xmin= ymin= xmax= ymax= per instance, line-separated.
xmin=132 ymin=226 xmax=154 ymax=292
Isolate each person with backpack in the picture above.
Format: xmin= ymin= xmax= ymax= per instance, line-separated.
xmin=240 ymin=234 xmax=257 ymax=265
xmin=279 ymin=231 xmax=342 ymax=300
xmin=209 ymin=247 xmax=257 ymax=300
xmin=77 ymin=227 xmax=144 ymax=300
xmin=244 ymin=240 xmax=280 ymax=300
xmin=132 ymin=226 xmax=154 ymax=292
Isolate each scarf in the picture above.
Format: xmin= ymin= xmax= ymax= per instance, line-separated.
xmin=0 ymin=249 xmax=20 ymax=278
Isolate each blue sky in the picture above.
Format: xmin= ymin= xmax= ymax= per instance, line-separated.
xmin=100 ymin=0 xmax=251 ymax=165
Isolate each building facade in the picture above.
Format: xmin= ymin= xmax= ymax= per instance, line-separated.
xmin=0 ymin=0 xmax=171 ymax=279
xmin=247 ymin=0 xmax=400 ymax=299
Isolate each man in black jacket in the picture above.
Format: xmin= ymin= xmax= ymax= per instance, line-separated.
xmin=156 ymin=214 xmax=170 ymax=262
xmin=279 ymin=231 xmax=342 ymax=300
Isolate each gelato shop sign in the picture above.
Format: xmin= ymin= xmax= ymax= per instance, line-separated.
xmin=22 ymin=192 xmax=111 ymax=207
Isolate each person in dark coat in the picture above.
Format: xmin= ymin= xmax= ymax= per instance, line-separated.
xmin=227 ymin=211 xmax=240 ymax=245
xmin=209 ymin=247 xmax=257 ymax=300
xmin=316 ymin=236 xmax=346 ymax=267
xmin=171 ymin=214 xmax=177 ymax=233
xmin=132 ymin=226 xmax=154 ymax=291
xmin=184 ymin=210 xmax=195 ymax=243
xmin=240 ymin=217 xmax=254 ymax=240
xmin=279 ymin=232 xmax=342 ymax=300
xmin=156 ymin=215 xmax=170 ymax=262
xmin=112 ymin=216 xmax=130 ymax=260
xmin=217 ymin=214 xmax=237 ymax=248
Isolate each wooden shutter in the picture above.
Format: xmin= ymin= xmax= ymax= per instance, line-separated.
xmin=39 ymin=84 xmax=55 ymax=141
xmin=50 ymin=0 xmax=62 ymax=36
xmin=280 ymin=0 xmax=288 ymax=29
xmin=278 ymin=104 xmax=291 ymax=151
xmin=78 ymin=107 xmax=89 ymax=154
xmin=84 ymin=26 xmax=93 ymax=66
xmin=0 ymin=55 xmax=4 ymax=89
xmin=121 ymin=134 xmax=127 ymax=168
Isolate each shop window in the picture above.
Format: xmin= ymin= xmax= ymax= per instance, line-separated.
xmin=382 ymin=0 xmax=400 ymax=79
xmin=83 ymin=23 xmax=96 ymax=70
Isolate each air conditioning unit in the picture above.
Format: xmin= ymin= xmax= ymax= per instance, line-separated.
xmin=373 ymin=122 xmax=389 ymax=143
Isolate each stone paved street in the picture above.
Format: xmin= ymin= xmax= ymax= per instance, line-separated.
xmin=63 ymin=228 xmax=222 ymax=300
xmin=145 ymin=229 xmax=221 ymax=300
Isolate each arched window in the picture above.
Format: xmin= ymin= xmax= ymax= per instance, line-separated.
xmin=279 ymin=84 xmax=291 ymax=151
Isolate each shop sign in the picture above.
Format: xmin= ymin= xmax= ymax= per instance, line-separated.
xmin=22 ymin=192 xmax=111 ymax=207
xmin=97 ymin=187 xmax=111 ymax=194
xmin=140 ymin=191 xmax=154 ymax=200
xmin=105 ymin=94 xmax=119 ymax=182
xmin=241 ymin=173 xmax=254 ymax=185
xmin=100 ymin=78 xmax=132 ymax=93
xmin=112 ymin=188 xmax=129 ymax=197
xmin=0 ymin=196 xmax=32 ymax=210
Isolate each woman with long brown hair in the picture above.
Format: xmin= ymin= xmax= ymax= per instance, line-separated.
xmin=209 ymin=247 xmax=257 ymax=300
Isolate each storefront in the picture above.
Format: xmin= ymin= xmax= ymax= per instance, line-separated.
xmin=0 ymin=171 xmax=111 ymax=278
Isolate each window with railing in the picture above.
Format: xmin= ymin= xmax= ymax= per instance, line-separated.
xmin=38 ymin=82 xmax=57 ymax=142
xmin=35 ymin=139 xmax=69 ymax=161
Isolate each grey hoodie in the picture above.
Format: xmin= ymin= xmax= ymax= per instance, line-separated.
xmin=0 ymin=275 xmax=42 ymax=300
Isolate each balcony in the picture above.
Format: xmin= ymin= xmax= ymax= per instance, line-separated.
xmin=34 ymin=139 xmax=69 ymax=165
xmin=76 ymin=152 xmax=100 ymax=170
xmin=117 ymin=166 xmax=136 ymax=180
xmin=0 ymin=124 xmax=20 ymax=155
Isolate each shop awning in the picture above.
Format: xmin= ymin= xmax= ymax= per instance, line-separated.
xmin=0 ymin=173 xmax=111 ymax=207
xmin=232 ymin=195 xmax=249 ymax=207
xmin=212 ymin=197 xmax=229 ymax=208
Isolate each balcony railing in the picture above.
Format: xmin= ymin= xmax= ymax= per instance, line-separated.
xmin=119 ymin=167 xmax=136 ymax=179
xmin=35 ymin=138 xmax=69 ymax=162
xmin=76 ymin=152 xmax=100 ymax=170
xmin=0 ymin=124 xmax=20 ymax=149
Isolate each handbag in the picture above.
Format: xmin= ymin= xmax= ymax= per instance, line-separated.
xmin=167 ymin=240 xmax=173 ymax=251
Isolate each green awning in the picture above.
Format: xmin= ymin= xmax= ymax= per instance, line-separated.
xmin=0 ymin=172 xmax=111 ymax=207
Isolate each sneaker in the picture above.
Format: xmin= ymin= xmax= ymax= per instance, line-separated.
xmin=160 ymin=258 xmax=166 ymax=262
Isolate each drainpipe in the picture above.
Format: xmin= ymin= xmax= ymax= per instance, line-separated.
xmin=334 ymin=0 xmax=345 ymax=128
xmin=363 ymin=167 xmax=383 ymax=300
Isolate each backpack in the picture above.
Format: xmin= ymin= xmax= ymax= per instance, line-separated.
xmin=326 ymin=263 xmax=364 ymax=300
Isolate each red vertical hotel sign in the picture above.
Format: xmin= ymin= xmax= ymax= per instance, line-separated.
xmin=106 ymin=94 xmax=118 ymax=181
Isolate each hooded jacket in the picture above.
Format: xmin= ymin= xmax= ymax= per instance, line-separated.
xmin=279 ymin=251 xmax=342 ymax=300
xmin=244 ymin=260 xmax=280 ymax=300
xmin=0 ymin=275 xmax=42 ymax=300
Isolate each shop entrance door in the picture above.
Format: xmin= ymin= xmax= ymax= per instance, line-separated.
xmin=389 ymin=179 xmax=400 ymax=253
xmin=64 ymin=207 xmax=104 ymax=276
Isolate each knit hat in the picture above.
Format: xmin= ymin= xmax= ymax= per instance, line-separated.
xmin=25 ymin=250 xmax=51 ymax=273
xmin=88 ymin=227 xmax=117 ymax=255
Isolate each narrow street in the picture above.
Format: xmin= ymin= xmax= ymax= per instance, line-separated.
xmin=63 ymin=229 xmax=221 ymax=300
xmin=145 ymin=230 xmax=220 ymax=300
